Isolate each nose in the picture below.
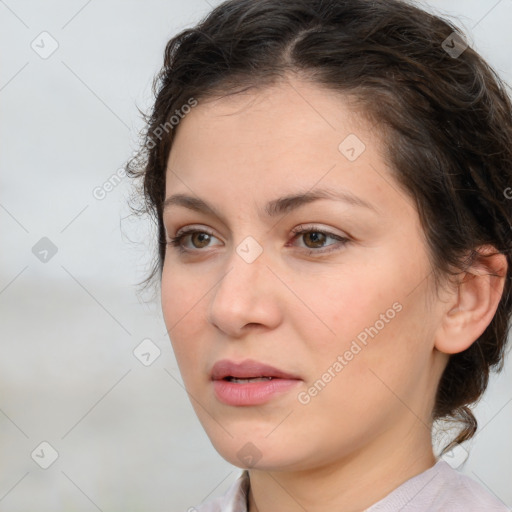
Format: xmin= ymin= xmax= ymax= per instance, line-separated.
xmin=207 ymin=241 xmax=283 ymax=338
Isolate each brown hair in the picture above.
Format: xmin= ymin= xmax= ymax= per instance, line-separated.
xmin=127 ymin=0 xmax=512 ymax=451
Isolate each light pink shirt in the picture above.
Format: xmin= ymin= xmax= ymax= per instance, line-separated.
xmin=190 ymin=460 xmax=510 ymax=511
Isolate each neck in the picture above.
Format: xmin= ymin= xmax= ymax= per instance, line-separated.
xmin=247 ymin=421 xmax=436 ymax=512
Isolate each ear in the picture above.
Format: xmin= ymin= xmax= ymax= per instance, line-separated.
xmin=434 ymin=245 xmax=508 ymax=355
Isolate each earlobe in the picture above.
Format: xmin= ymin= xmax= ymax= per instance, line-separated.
xmin=434 ymin=247 xmax=508 ymax=355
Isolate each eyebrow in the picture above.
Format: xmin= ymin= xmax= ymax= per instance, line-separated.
xmin=162 ymin=187 xmax=378 ymax=220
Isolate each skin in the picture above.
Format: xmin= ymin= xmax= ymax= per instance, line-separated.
xmin=161 ymin=77 xmax=507 ymax=512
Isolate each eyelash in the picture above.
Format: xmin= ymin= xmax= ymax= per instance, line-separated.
xmin=166 ymin=224 xmax=349 ymax=256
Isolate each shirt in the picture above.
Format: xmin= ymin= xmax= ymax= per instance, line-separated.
xmin=190 ymin=460 xmax=510 ymax=511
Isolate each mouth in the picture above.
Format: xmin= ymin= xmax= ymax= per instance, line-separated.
xmin=210 ymin=359 xmax=302 ymax=406
xmin=222 ymin=376 xmax=275 ymax=383
xmin=210 ymin=358 xmax=301 ymax=382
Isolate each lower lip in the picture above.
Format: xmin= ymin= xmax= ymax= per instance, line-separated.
xmin=212 ymin=378 xmax=301 ymax=406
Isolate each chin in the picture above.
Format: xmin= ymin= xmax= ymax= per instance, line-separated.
xmin=206 ymin=433 xmax=307 ymax=471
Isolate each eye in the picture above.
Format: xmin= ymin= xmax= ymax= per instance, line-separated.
xmin=289 ymin=224 xmax=349 ymax=254
xmin=166 ymin=224 xmax=350 ymax=255
xmin=166 ymin=227 xmax=221 ymax=253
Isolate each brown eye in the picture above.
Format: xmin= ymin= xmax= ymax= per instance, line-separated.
xmin=289 ymin=225 xmax=350 ymax=255
xmin=190 ymin=232 xmax=211 ymax=248
xmin=302 ymin=231 xmax=327 ymax=249
xmin=167 ymin=228 xmax=220 ymax=252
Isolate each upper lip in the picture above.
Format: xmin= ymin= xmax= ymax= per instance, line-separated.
xmin=211 ymin=359 xmax=301 ymax=381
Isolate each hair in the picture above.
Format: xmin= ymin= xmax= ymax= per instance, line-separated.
xmin=127 ymin=0 xmax=512 ymax=452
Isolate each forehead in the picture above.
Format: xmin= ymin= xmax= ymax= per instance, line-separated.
xmin=170 ymin=80 xmax=373 ymax=152
xmin=165 ymin=78 xmax=414 ymax=216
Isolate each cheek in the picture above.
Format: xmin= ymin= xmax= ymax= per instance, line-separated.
xmin=161 ymin=264 xmax=207 ymax=370
xmin=288 ymin=248 xmax=433 ymax=382
xmin=287 ymin=264 xmax=398 ymax=351
xmin=294 ymin=297 xmax=429 ymax=439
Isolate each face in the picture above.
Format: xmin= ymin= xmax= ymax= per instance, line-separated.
xmin=161 ymin=78 xmax=448 ymax=472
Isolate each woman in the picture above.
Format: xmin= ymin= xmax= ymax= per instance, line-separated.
xmin=128 ymin=0 xmax=512 ymax=510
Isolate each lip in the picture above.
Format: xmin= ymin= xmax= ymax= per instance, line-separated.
xmin=211 ymin=359 xmax=302 ymax=406
xmin=211 ymin=359 xmax=301 ymax=381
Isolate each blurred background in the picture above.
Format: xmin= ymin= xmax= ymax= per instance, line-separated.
xmin=0 ymin=0 xmax=511 ymax=510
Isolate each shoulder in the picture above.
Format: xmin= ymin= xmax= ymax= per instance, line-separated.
xmin=367 ymin=460 xmax=510 ymax=512
xmin=189 ymin=470 xmax=249 ymax=512
xmin=437 ymin=462 xmax=510 ymax=511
